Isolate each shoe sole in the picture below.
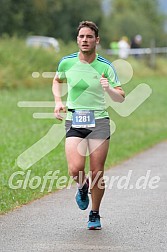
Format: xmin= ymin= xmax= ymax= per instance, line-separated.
xmin=88 ymin=226 xmax=102 ymax=230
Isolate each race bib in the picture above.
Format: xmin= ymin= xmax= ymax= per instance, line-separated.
xmin=72 ymin=110 xmax=95 ymax=128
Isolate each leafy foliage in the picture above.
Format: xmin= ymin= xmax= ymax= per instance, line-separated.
xmin=101 ymin=0 xmax=166 ymax=47
xmin=0 ymin=0 xmax=166 ymax=47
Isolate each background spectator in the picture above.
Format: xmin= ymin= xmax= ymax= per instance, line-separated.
xmin=118 ymin=36 xmax=130 ymax=59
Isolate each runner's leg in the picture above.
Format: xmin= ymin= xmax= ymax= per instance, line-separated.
xmin=65 ymin=137 xmax=88 ymax=184
xmin=88 ymin=139 xmax=109 ymax=211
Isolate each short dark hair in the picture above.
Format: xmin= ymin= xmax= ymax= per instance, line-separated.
xmin=77 ymin=21 xmax=99 ymax=37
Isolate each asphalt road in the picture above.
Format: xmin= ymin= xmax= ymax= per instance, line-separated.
xmin=0 ymin=141 xmax=167 ymax=252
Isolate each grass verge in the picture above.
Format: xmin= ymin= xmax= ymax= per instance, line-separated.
xmin=0 ymin=74 xmax=167 ymax=214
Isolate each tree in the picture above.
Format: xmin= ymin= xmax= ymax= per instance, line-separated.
xmin=0 ymin=0 xmax=166 ymax=47
xmin=0 ymin=0 xmax=102 ymax=42
xmin=100 ymin=0 xmax=167 ymax=47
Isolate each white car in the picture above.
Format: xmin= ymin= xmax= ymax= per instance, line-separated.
xmin=26 ymin=36 xmax=60 ymax=52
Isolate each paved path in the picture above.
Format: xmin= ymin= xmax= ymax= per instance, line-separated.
xmin=0 ymin=141 xmax=167 ymax=252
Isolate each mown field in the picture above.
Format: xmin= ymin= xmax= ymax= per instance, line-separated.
xmin=0 ymin=38 xmax=167 ymax=214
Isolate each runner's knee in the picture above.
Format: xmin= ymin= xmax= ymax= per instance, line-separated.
xmin=68 ymin=165 xmax=85 ymax=180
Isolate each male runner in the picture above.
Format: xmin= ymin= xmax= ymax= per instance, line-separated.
xmin=52 ymin=21 xmax=125 ymax=230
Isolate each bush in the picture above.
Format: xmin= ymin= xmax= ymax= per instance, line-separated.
xmin=0 ymin=37 xmax=77 ymax=88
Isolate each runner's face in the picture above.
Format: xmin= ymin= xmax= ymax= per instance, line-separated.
xmin=77 ymin=27 xmax=99 ymax=53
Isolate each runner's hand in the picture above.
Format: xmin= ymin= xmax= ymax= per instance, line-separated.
xmin=54 ymin=102 xmax=66 ymax=120
xmin=100 ymin=73 xmax=109 ymax=91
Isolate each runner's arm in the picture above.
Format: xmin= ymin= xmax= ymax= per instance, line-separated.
xmin=52 ymin=74 xmax=66 ymax=120
xmin=100 ymin=74 xmax=125 ymax=103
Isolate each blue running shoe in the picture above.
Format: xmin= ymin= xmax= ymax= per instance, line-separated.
xmin=88 ymin=211 xmax=101 ymax=230
xmin=75 ymin=180 xmax=89 ymax=210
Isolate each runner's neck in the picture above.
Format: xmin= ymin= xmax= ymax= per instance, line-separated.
xmin=78 ymin=51 xmax=97 ymax=64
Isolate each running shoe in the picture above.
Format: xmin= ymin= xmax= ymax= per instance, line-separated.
xmin=75 ymin=179 xmax=89 ymax=210
xmin=87 ymin=210 xmax=101 ymax=230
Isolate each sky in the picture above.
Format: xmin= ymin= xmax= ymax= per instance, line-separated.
xmin=158 ymin=0 xmax=167 ymax=13
xmin=102 ymin=0 xmax=167 ymax=15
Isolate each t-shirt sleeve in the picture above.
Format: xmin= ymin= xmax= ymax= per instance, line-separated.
xmin=106 ymin=64 xmax=121 ymax=87
xmin=56 ymin=59 xmax=66 ymax=81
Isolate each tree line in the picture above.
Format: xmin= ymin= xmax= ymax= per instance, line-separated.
xmin=0 ymin=0 xmax=166 ymax=47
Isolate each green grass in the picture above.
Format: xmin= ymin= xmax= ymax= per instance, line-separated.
xmin=106 ymin=75 xmax=167 ymax=166
xmin=0 ymin=75 xmax=167 ymax=214
xmin=0 ymin=87 xmax=67 ymax=212
xmin=0 ymin=37 xmax=167 ymax=214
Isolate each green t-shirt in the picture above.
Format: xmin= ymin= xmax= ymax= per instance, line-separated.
xmin=57 ymin=52 xmax=121 ymax=120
